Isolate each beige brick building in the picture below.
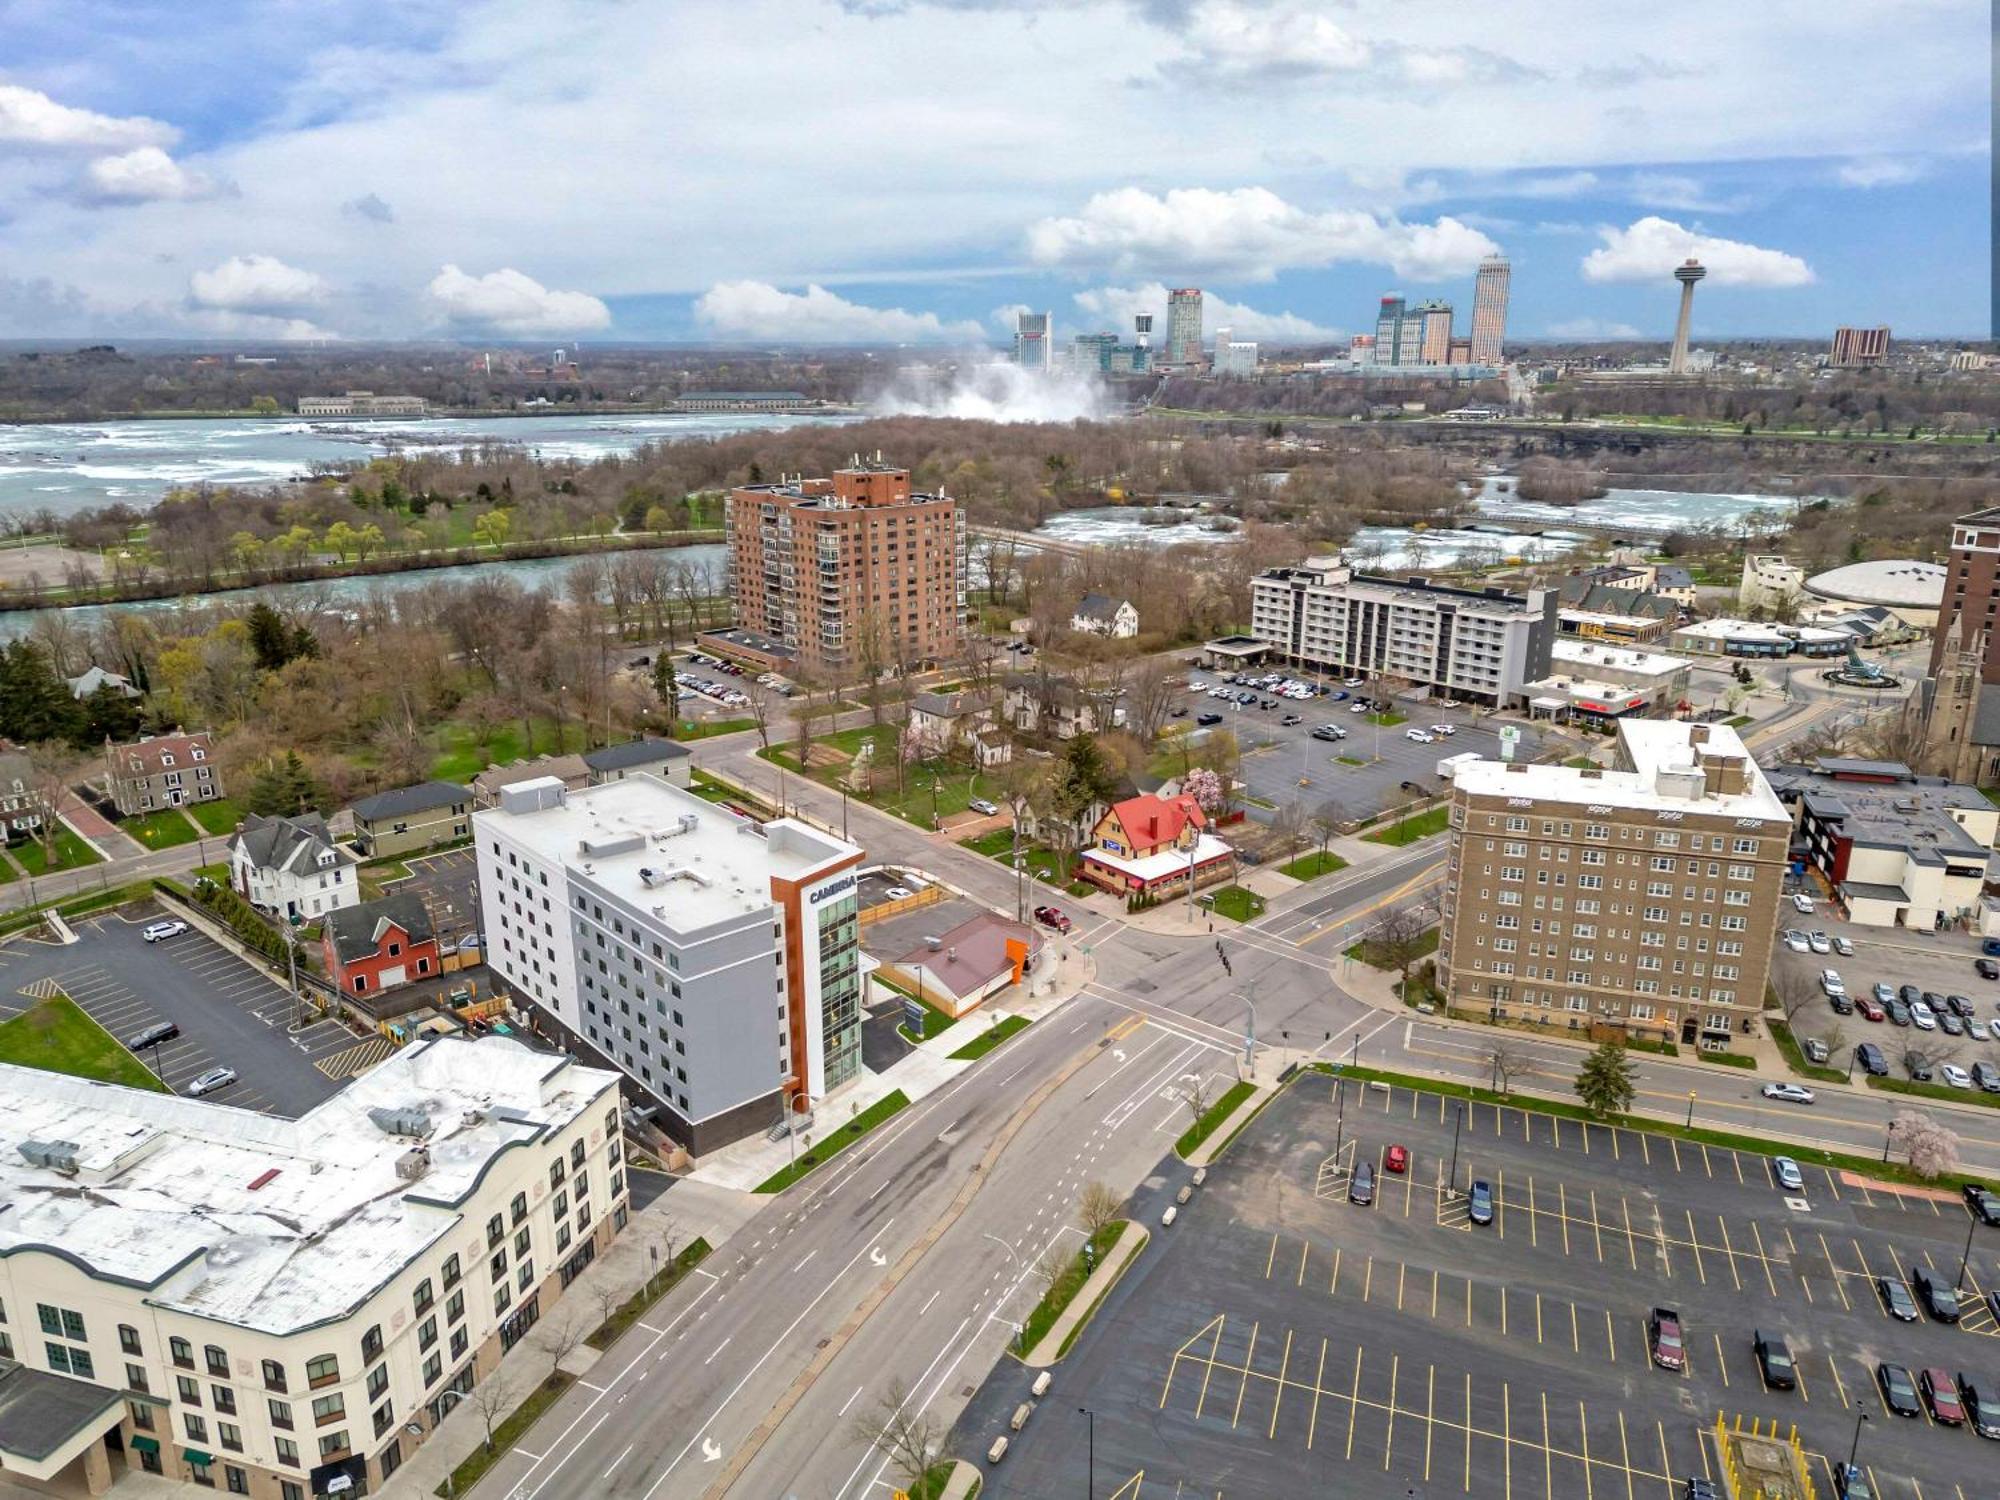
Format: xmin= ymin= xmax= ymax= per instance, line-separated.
xmin=0 ymin=1036 xmax=625 ymax=1498
xmin=720 ymin=460 xmax=967 ymax=681
xmin=1440 ymin=720 xmax=1789 ymax=1052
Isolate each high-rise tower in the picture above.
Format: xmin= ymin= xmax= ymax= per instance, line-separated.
xmin=1470 ymin=255 xmax=1510 ymax=366
xmin=1013 ymin=310 xmax=1052 ymax=371
xmin=1166 ymin=288 xmax=1203 ymax=365
xmin=1668 ymin=259 xmax=1706 ymax=375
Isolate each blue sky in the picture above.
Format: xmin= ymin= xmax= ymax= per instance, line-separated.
xmin=0 ymin=0 xmax=1989 ymax=345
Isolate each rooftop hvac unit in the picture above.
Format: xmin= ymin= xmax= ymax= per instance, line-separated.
xmin=368 ymin=1106 xmax=433 ymax=1138
xmin=18 ymin=1139 xmax=79 ymax=1173
xmin=394 ymin=1147 xmax=430 ymax=1183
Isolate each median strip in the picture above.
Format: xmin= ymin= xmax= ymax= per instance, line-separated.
xmin=1015 ymin=1220 xmax=1146 ymax=1365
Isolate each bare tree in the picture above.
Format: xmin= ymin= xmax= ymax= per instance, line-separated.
xmin=1487 ymin=1042 xmax=1537 ymax=1096
xmin=1892 ymin=1110 xmax=1960 ymax=1180
xmin=849 ymin=1381 xmax=943 ymax=1492
xmin=26 ymin=742 xmax=87 ymax=865
xmin=1370 ymin=898 xmax=1439 ymax=1005
xmin=1309 ymin=798 xmax=1346 ymax=855
xmin=1126 ymin=657 xmax=1178 ymax=742
xmin=1271 ymin=799 xmax=1308 ymax=863
xmin=463 ymin=1368 xmax=519 ymax=1452
xmin=540 ymin=1307 xmax=588 ymax=1384
xmin=1077 ymin=1181 xmax=1121 ymax=1237
xmin=1770 ymin=968 xmax=1821 ymax=1032
xmin=1031 ymin=1245 xmax=1068 ymax=1300
xmin=1184 ymin=1075 xmax=1211 ymax=1131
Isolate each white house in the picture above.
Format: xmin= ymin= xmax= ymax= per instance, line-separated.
xmin=228 ymin=811 xmax=360 ymax=922
xmin=1071 ymin=593 xmax=1139 ymax=638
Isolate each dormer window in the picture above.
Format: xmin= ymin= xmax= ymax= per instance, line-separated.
xmin=317 ymin=851 xmax=336 ymax=867
xmin=160 ymin=753 xmax=175 ymax=768
xmin=191 ymin=747 xmax=206 ymax=762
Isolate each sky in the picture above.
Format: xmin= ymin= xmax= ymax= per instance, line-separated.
xmin=0 ymin=0 xmax=1989 ymax=347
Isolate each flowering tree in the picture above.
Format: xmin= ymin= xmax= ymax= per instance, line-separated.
xmin=896 ymin=721 xmax=922 ymax=797
xmin=1182 ymin=766 xmax=1225 ymax=815
xmin=1893 ymin=1110 xmax=1960 ymax=1180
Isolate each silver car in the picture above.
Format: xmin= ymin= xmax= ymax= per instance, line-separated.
xmin=185 ymin=1067 xmax=237 ymax=1097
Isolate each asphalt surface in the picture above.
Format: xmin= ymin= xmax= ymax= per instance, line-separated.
xmin=0 ymin=908 xmax=365 ymax=1114
xmin=961 ymin=1078 xmax=1997 ymax=1500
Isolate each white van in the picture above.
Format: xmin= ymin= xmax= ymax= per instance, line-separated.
xmin=987 ymin=1437 xmax=1009 ymax=1463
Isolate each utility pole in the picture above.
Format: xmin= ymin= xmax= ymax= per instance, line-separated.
xmin=1078 ymin=1406 xmax=1096 ymax=1500
xmin=1448 ymin=1104 xmax=1464 ymax=1198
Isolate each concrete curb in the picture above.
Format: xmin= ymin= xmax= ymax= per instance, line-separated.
xmin=1019 ymin=1220 xmax=1148 ymax=1367
xmin=937 ymin=1457 xmax=982 ymax=1499
xmin=1181 ymin=1085 xmax=1274 ymax=1167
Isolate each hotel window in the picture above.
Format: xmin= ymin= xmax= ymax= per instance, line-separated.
xmin=206 ymin=1344 xmax=230 ymax=1377
xmin=312 ymin=1394 xmax=345 ymax=1426
xmin=305 ymin=1354 xmax=340 ymax=1389
xmin=262 ymin=1360 xmax=287 ymax=1392
xmin=318 ymin=1432 xmax=350 ymax=1460
xmin=269 ymin=1399 xmax=293 ymax=1430
xmin=275 ymin=1438 xmax=300 ymax=1470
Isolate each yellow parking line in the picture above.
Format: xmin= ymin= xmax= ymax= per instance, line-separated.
xmin=1526 ymin=1173 xmax=1538 ymax=1250
xmin=1828 ymin=1355 xmax=1850 ymax=1408
xmin=1307 ymin=1337 xmax=1327 ymax=1450
xmin=1432 ymin=1268 xmax=1439 ymax=1319
xmin=1700 ymin=1142 xmax=1712 ymax=1178
xmin=1535 ymin=1293 xmax=1544 ymax=1345
xmin=1500 ymin=1285 xmax=1508 ymax=1337
xmin=1669 ymin=1137 xmax=1681 ymax=1173
xmin=1231 ymin=1321 xmax=1259 ymax=1428
xmin=1465 ymin=1275 xmax=1472 ymax=1328
xmin=1570 ymin=1301 xmax=1580 ymax=1354
xmin=1267 ymin=1328 xmax=1292 ymax=1440
xmin=1579 ymin=1399 xmax=1595 ymax=1500
xmin=1589 ymin=1189 xmax=1605 ymax=1262
xmin=1621 ymin=1199 xmax=1640 ymax=1272
xmin=1503 ymin=1382 xmax=1513 ymax=1500
xmin=1618 ymin=1411 xmax=1634 ymax=1500
xmin=1731 ymin=1150 xmax=1744 ymax=1186
xmin=1496 ymin=1167 xmax=1506 ymax=1236
xmin=1560 ymin=1183 xmax=1573 ymax=1255
xmin=1298 ymin=1239 xmax=1309 ymax=1287
xmin=1604 ymin=1308 xmax=1615 ymax=1363
xmin=1822 ymin=1167 xmax=1842 ymax=1202
xmin=1656 ymin=1422 xmax=1672 ymax=1494
xmin=1364 ymin=1256 xmax=1374 ymax=1303
xmin=1751 ymin=1222 xmax=1779 ymax=1297
xmin=1611 ymin=1127 xmax=1621 ymax=1162
xmin=1715 ymin=1217 xmax=1743 ymax=1292
xmin=1854 ymin=1179 xmax=1874 ymax=1209
xmin=1581 ymin=1121 xmax=1591 ymax=1155
xmin=1397 ymin=1262 xmax=1406 ymax=1311
xmin=1383 ymin=1352 xmax=1400 ymax=1470
xmin=1553 ymin=1117 xmax=1563 ymax=1150
xmin=1713 ymin=1333 xmax=1729 ymax=1387
xmin=1795 ymin=1358 xmax=1810 ymax=1404
xmin=1819 ymin=1234 xmax=1852 ymax=1310
xmin=1194 ymin=1314 xmax=1226 ymax=1419
xmin=1540 ymin=1390 xmax=1552 ymax=1500
xmin=1265 ymin=1231 xmax=1279 ymax=1279
xmin=1330 ymin=1247 xmax=1342 ymax=1296
xmin=1684 ymin=1210 xmax=1707 ymax=1284
xmin=1345 ymin=1347 xmax=1364 ymax=1459
xmin=1425 ymin=1364 xmax=1436 ymax=1483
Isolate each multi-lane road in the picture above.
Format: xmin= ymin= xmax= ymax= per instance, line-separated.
xmin=458 ymin=715 xmax=2000 ymax=1500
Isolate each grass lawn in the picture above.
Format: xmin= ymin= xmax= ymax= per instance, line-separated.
xmin=1204 ymin=884 xmax=1266 ymax=922
xmin=1335 ymin=754 xmax=1367 ymax=767
xmin=959 ymin=828 xmax=1012 ymax=857
xmin=1365 ymin=711 xmax=1408 ymax=727
xmin=958 ymin=830 xmax=1068 ymax=885
xmin=1563 ymin=755 xmax=1599 ymax=769
xmin=185 ymin=797 xmax=244 ymax=836
xmin=120 ymin=809 xmax=202 ymax=851
xmin=949 ymin=1015 xmax=1029 ymax=1060
xmin=905 ymin=1462 xmax=969 ymax=1500
xmin=768 ymin=725 xmax=998 ymax=829
xmin=1346 ymin=926 xmax=1440 ymax=968
xmin=433 ymin=1373 xmax=576 ymax=1498
xmin=675 ymin=716 xmax=756 ymax=741
xmin=1175 ymin=1079 xmax=1255 ymax=1157
xmin=1769 ymin=1019 xmax=1845 ymax=1084
xmin=1277 ymin=849 xmax=1348 ymax=881
xmin=192 ymin=861 xmax=229 ymax=885
xmin=0 ymin=995 xmax=167 ymax=1092
xmin=755 ymin=1090 xmax=910 ymax=1192
xmin=429 ymin=718 xmax=584 ymax=781
xmin=880 ymin=979 xmax=959 ymax=1043
xmin=1364 ymin=805 xmax=1450 ymax=846
xmin=15 ymin=827 xmax=104 ymax=874
xmin=1013 ymin=1222 xmax=1124 ymax=1355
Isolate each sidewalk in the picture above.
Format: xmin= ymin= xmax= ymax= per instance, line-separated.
xmin=1184 ymin=1084 xmax=1271 ymax=1167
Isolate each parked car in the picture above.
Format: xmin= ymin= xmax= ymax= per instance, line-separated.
xmin=1782 ymin=930 xmax=1810 ymax=953
xmin=143 ymin=919 xmax=189 ymax=943
xmin=1772 ymin=1156 xmax=1805 ymax=1190
xmin=1807 ymin=932 xmax=1831 ymax=954
xmin=1923 ymin=1368 xmax=1967 ymax=1425
xmin=883 ymin=885 xmax=914 ymax=900
xmin=1943 ymin=1013 xmax=1967 ymax=1038
xmin=1762 ymin=1084 xmax=1815 ymax=1107
xmin=1032 ymin=905 xmax=1072 ymax=934
xmin=1978 ymin=958 xmax=2000 ymax=981
xmin=1906 ymin=1052 xmax=1933 ymax=1082
xmin=1384 ymin=1143 xmax=1409 ymax=1174
xmin=1885 ymin=997 xmax=1910 ymax=1026
xmin=128 ymin=1021 xmax=180 ymax=1051
xmin=1877 ymin=1275 xmax=1919 ymax=1321
xmin=1957 ymin=1372 xmax=2000 ymax=1438
xmin=1967 ymin=1185 xmax=2000 ymax=1225
xmin=1911 ymin=1000 xmax=1938 ymax=1030
xmin=1349 ymin=1161 xmax=1376 ymax=1207
xmin=1832 ymin=936 xmax=1854 ymax=956
xmin=1873 ymin=982 xmax=1894 ymax=1004
xmin=185 ymin=1066 xmax=238 ymax=1097
xmin=1431 ymin=724 xmax=1457 ymax=736
xmin=1877 ymin=1362 xmax=1921 ymax=1418
xmin=1976 ymin=1059 xmax=2000 ymax=1090
xmin=1647 ymin=1307 xmax=1685 ymax=1371
xmin=1856 ymin=1042 xmax=1889 ymax=1076
xmin=1197 ymin=712 xmax=1223 ymax=726
xmin=1281 ymin=714 xmax=1303 ymax=727
xmin=1833 ymin=1463 xmax=1873 ymax=1500
xmin=1405 ymin=729 xmax=1435 ymax=744
xmin=1791 ymin=892 xmax=1815 ymax=914
xmin=1828 ymin=991 xmax=1854 ymax=1016
xmin=1943 ymin=1063 xmax=1974 ymax=1089
xmin=1819 ymin=968 xmax=1844 ymax=993
xmin=1855 ymin=996 xmax=1883 ymax=1023
xmin=967 ymin=798 xmax=1000 ymax=816
xmin=1685 ymin=1481 xmax=1720 ymax=1500
xmin=1803 ymin=1038 xmax=1830 ymax=1064
xmin=1899 ymin=982 xmax=1923 ymax=1006
xmin=1468 ymin=1179 xmax=1494 ymax=1225
xmin=1950 ymin=994 xmax=1978 ymax=1019
xmin=1914 ymin=1264 xmax=1962 ymax=1322
xmin=1752 ymin=1330 xmax=1796 ymax=1390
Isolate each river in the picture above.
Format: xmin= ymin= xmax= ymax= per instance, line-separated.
xmin=0 ymin=409 xmax=857 ymax=518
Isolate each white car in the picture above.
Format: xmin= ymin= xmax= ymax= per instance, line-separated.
xmin=1350 ymin=701 xmax=1369 ymax=713
xmin=1791 ymin=892 xmax=1815 ymax=914
xmin=1431 ymin=724 xmax=1456 ymax=736
xmin=1773 ymin=1156 xmax=1806 ymax=1190
xmin=185 ymin=1067 xmax=238 ymax=1097
xmin=967 ymin=798 xmax=1000 ymax=816
xmin=883 ymin=886 xmax=914 ymax=900
xmin=1344 ymin=677 xmax=1365 ymax=688
xmin=1783 ymin=930 xmax=1810 ymax=953
xmin=1832 ymin=936 xmax=1854 ymax=956
xmin=1988 ymin=1018 xmax=2000 ymax=1043
xmin=1806 ymin=932 xmax=1831 ymax=954
xmin=1942 ymin=1064 xmax=1974 ymax=1089
xmin=1762 ymin=1083 xmax=1816 ymax=1105
xmin=1911 ymin=1000 xmax=1938 ymax=1030
xmin=1405 ymin=729 xmax=1435 ymax=743
xmin=143 ymin=919 xmax=189 ymax=943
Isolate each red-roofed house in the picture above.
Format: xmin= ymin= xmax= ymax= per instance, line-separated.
xmin=1080 ymin=792 xmax=1235 ymax=900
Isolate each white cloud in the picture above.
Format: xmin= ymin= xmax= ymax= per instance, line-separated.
xmin=188 ymin=254 xmax=328 ymax=313
xmin=1180 ymin=2 xmax=1370 ymax=74
xmin=0 ymin=83 xmax=175 ymax=151
xmin=426 ymin=264 xmax=610 ymax=334
xmin=1837 ymin=157 xmax=1926 ymax=189
xmin=1027 ymin=187 xmax=1500 ymax=282
xmin=81 ymin=147 xmax=220 ymax=204
xmin=1580 ymin=216 xmax=1813 ymax=288
xmin=1071 ymin=283 xmax=1339 ymax=344
xmin=1509 ymin=171 xmax=1600 ymax=200
xmin=694 ymin=281 xmax=984 ymax=343
xmin=1545 ymin=317 xmax=1641 ymax=340
xmin=990 ymin=301 xmax=1035 ymax=331
xmin=184 ymin=308 xmax=339 ymax=341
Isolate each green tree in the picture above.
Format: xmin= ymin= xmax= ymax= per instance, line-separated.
xmin=652 ymin=655 xmax=678 ymax=731
xmin=78 ymin=680 xmax=142 ymax=746
xmin=472 ymin=510 xmax=513 ymax=549
xmin=322 ymin=521 xmax=359 ymax=561
xmin=0 ymin=641 xmax=85 ymax=747
xmin=249 ymin=395 xmax=279 ymax=415
xmin=245 ymin=752 xmax=328 ymax=818
xmin=1574 ymin=1040 xmax=1637 ymax=1119
xmin=1043 ymin=732 xmax=1119 ymax=877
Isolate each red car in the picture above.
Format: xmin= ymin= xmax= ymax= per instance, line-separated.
xmin=1384 ymin=1143 xmax=1409 ymax=1174
xmin=1922 ymin=1368 xmax=1966 ymax=1425
xmin=1033 ymin=905 xmax=1072 ymax=934
xmin=1856 ymin=996 xmax=1885 ymax=1022
xmin=1647 ymin=1307 xmax=1685 ymax=1371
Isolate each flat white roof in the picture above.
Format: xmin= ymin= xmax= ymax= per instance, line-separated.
xmin=0 ymin=1035 xmax=618 ymax=1335
xmin=1452 ymin=719 xmax=1788 ymax=823
xmin=1085 ymin=833 xmax=1234 ymax=883
xmin=1550 ymin=639 xmax=1689 ymax=679
xmin=1672 ymin=618 xmax=1792 ymax=643
xmin=479 ymin=776 xmax=858 ymax=932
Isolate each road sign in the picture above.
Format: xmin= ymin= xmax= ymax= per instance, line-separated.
xmin=1498 ymin=725 xmax=1522 ymax=762
xmin=901 ymin=999 xmax=926 ymax=1029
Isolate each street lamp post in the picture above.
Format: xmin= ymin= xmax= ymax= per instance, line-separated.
xmin=1078 ymin=1406 xmax=1095 ymax=1500
xmin=1883 ymin=1119 xmax=1898 ymax=1164
xmin=1685 ymin=1091 xmax=1696 ymax=1129
xmin=1448 ymin=1104 xmax=1464 ymax=1198
xmin=1957 ymin=1209 xmax=1979 ymax=1292
xmin=1844 ymin=1409 xmax=1869 ymax=1481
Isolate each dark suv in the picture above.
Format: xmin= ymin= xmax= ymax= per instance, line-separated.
xmin=1913 ymin=1265 xmax=1962 ymax=1323
xmin=1753 ymin=1330 xmax=1796 ymax=1390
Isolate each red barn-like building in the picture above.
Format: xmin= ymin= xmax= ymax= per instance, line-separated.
xmin=321 ymin=892 xmax=442 ymax=999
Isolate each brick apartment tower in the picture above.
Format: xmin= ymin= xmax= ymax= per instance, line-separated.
xmin=1930 ymin=506 xmax=2000 ymax=682
xmin=724 ymin=458 xmax=968 ymax=681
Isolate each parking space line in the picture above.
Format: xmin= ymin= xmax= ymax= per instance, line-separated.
xmin=1683 ymin=1211 xmax=1706 ymax=1284
xmin=1396 ymin=1262 xmax=1406 ymax=1311
xmin=1307 ymin=1337 xmax=1327 ymax=1450
xmin=1267 ymin=1329 xmax=1292 ymax=1441
xmin=1265 ymin=1232 xmax=1279 ymax=1280
xmin=1578 ymin=1400 xmax=1596 ymax=1500
xmin=1603 ymin=1308 xmax=1615 ymax=1363
xmin=1656 ymin=1423 xmax=1672 ymax=1500
xmin=1749 ymin=1221 xmax=1779 ymax=1298
xmin=1425 ymin=1364 xmax=1435 ymax=1483
xmin=1463 ymin=1373 xmax=1472 ymax=1494
xmin=1580 ymin=1121 xmax=1591 ymax=1156
xmin=1535 ymin=1293 xmax=1544 ymax=1346
xmin=1191 ymin=1315 xmax=1225 ymax=1420
xmin=1570 ymin=1302 xmax=1580 ymax=1355
xmin=1525 ymin=1174 xmax=1538 ymax=1250
xmin=1826 ymin=1356 xmax=1849 ymax=1409
xmin=1559 ymin=1182 xmax=1572 ymax=1256
xmin=1330 ymin=1248 xmax=1342 ymax=1296
xmin=1714 ymin=1217 xmax=1743 ymax=1292
xmin=1668 ymin=1137 xmax=1680 ymax=1173
xmin=1712 ymin=1333 xmax=1728 ymax=1387
xmin=1344 ymin=1347 xmax=1363 ymax=1460
xmin=1296 ymin=1240 xmax=1309 ymax=1288
xmin=1699 ymin=1142 xmax=1712 ymax=1178
xmin=1821 ymin=1167 xmax=1841 ymax=1203
xmin=1588 ymin=1189 xmax=1605 ymax=1262
xmin=1616 ymin=1411 xmax=1634 ymax=1500
xmin=1431 ymin=1268 xmax=1439 ymax=1320
xmin=1540 ymin=1391 xmax=1553 ymax=1500
xmin=1363 ymin=1257 xmax=1373 ymax=1303
xmin=1730 ymin=1149 xmax=1745 ymax=1186
xmin=1382 ymin=1353 xmax=1399 ymax=1471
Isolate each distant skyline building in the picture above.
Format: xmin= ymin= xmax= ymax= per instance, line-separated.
xmin=1013 ymin=310 xmax=1052 ymax=371
xmin=1416 ymin=300 xmax=1454 ymax=364
xmin=1070 ymin=331 xmax=1118 ymax=372
xmin=1166 ymin=288 xmax=1203 ymax=365
xmin=1470 ymin=255 xmax=1510 ymax=365
xmin=1213 ymin=326 xmax=1258 ymax=375
xmin=1830 ymin=325 xmax=1892 ymax=367
xmin=1374 ymin=295 xmax=1409 ymax=366
xmin=1668 ymin=259 xmax=1706 ymax=375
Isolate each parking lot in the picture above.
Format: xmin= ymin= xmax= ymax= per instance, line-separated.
xmin=1175 ymin=672 xmax=1547 ymax=824
xmin=0 ymin=909 xmax=371 ymax=1115
xmin=961 ymin=1076 xmax=1997 ymax=1500
xmin=1772 ymin=901 xmax=2000 ymax=1081
xmin=390 ymin=846 xmax=482 ymax=947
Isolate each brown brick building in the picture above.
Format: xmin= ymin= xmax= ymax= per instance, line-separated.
xmin=1930 ymin=506 xmax=2000 ymax=681
xmin=1439 ymin=720 xmax=1790 ymax=1053
xmin=718 ymin=461 xmax=967 ymax=681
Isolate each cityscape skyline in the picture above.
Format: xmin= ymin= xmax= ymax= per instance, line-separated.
xmin=0 ymin=2 xmax=1987 ymax=345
